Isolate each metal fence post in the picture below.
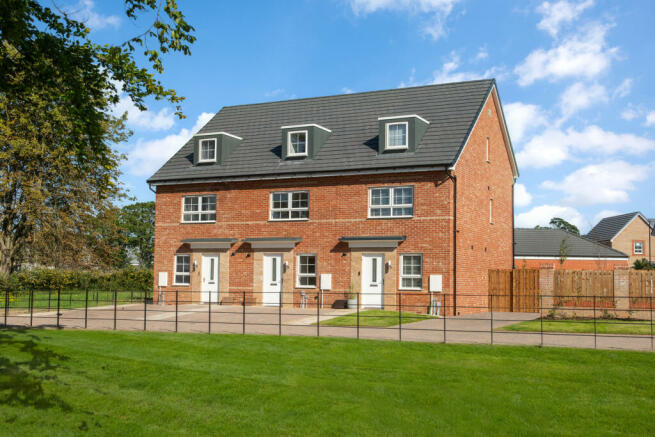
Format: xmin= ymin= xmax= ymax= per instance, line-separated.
xmin=48 ymin=290 xmax=51 ymax=311
xmin=175 ymin=290 xmax=178 ymax=333
xmin=356 ymin=292 xmax=360 ymax=340
xmin=29 ymin=289 xmax=34 ymax=327
xmin=84 ymin=288 xmax=89 ymax=329
xmin=398 ymin=293 xmax=402 ymax=342
xmin=69 ymin=291 xmax=72 ymax=309
xmin=208 ymin=293 xmax=212 ymax=335
xmin=443 ymin=295 xmax=447 ymax=344
xmin=316 ymin=292 xmax=320 ymax=337
xmin=540 ymin=293 xmax=543 ymax=348
xmin=278 ymin=291 xmax=282 ymax=336
xmin=242 ymin=291 xmax=246 ymax=335
xmin=3 ymin=289 xmax=8 ymax=327
xmin=490 ymin=293 xmax=494 ymax=345
xmin=650 ymin=292 xmax=653 ymax=352
xmin=593 ymin=295 xmax=597 ymax=350
xmin=56 ymin=289 xmax=61 ymax=328
xmin=113 ymin=289 xmax=117 ymax=330
xmin=143 ymin=290 xmax=148 ymax=331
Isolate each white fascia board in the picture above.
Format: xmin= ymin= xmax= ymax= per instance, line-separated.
xmin=280 ymin=123 xmax=332 ymax=133
xmin=377 ymin=114 xmax=430 ymax=124
xmin=194 ymin=131 xmax=243 ymax=140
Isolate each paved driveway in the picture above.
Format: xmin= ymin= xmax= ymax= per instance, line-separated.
xmin=3 ymin=304 xmax=654 ymax=352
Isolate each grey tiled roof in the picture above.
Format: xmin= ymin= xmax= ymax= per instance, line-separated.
xmin=515 ymin=228 xmax=628 ymax=258
xmin=148 ymin=79 xmax=498 ymax=184
xmin=650 ymin=219 xmax=655 ymax=235
xmin=586 ymin=212 xmax=646 ymax=242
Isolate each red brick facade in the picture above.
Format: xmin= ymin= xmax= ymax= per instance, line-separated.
xmin=152 ymin=89 xmax=516 ymax=314
xmin=515 ymin=258 xmax=628 ymax=271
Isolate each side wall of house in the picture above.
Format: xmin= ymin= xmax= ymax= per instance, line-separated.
xmin=612 ymin=217 xmax=653 ymax=266
xmin=153 ymin=171 xmax=455 ymax=313
xmin=453 ymin=90 xmax=515 ymax=314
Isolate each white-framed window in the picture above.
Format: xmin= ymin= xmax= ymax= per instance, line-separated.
xmin=400 ymin=254 xmax=422 ymax=290
xmin=486 ymin=136 xmax=490 ymax=162
xmin=174 ymin=254 xmax=190 ymax=285
xmin=369 ymin=186 xmax=413 ymax=218
xmin=634 ymin=241 xmax=644 ymax=255
xmin=489 ymin=198 xmax=493 ymax=224
xmin=199 ymin=138 xmax=217 ymax=163
xmin=182 ymin=195 xmax=216 ymax=223
xmin=296 ymin=254 xmax=317 ymax=287
xmin=270 ymin=191 xmax=309 ymax=220
xmin=385 ymin=122 xmax=408 ymax=150
xmin=288 ymin=130 xmax=308 ymax=157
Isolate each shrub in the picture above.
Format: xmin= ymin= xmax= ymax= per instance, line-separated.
xmin=1 ymin=268 xmax=153 ymax=291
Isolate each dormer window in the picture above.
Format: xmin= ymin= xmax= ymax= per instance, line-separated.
xmin=198 ymin=138 xmax=217 ymax=163
xmin=385 ymin=122 xmax=408 ymax=150
xmin=288 ymin=131 xmax=308 ymax=157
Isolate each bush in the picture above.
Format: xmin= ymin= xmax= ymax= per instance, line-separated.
xmin=0 ymin=268 xmax=153 ymax=291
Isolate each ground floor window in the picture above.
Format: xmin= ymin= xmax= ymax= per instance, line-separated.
xmin=297 ymin=254 xmax=317 ymax=287
xmin=174 ymin=254 xmax=191 ymax=285
xmin=400 ymin=254 xmax=422 ymax=290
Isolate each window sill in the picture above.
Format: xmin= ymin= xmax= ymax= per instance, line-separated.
xmin=296 ymin=285 xmax=317 ymax=289
xmin=180 ymin=221 xmax=216 ymax=224
xmin=172 ymin=284 xmax=190 ymax=287
xmin=398 ymin=287 xmax=424 ymax=292
xmin=197 ymin=160 xmax=217 ymax=164
xmin=269 ymin=218 xmax=309 ymax=222
xmin=384 ymin=146 xmax=408 ymax=151
xmin=367 ymin=216 xmax=413 ymax=220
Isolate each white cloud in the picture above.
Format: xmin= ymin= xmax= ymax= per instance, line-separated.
xmin=516 ymin=204 xmax=586 ymax=230
xmin=536 ymin=0 xmax=594 ymax=37
xmin=126 ymin=112 xmax=215 ymax=177
xmin=473 ymin=46 xmax=488 ymax=62
xmin=66 ymin=0 xmax=120 ymax=30
xmin=558 ymin=81 xmax=607 ymax=121
xmin=541 ymin=160 xmax=652 ymax=205
xmin=613 ymin=78 xmax=633 ymax=98
xmin=504 ymin=102 xmax=548 ymax=143
xmin=112 ymin=94 xmax=176 ymax=131
xmin=401 ymin=52 xmax=505 ymax=87
xmin=265 ymin=89 xmax=285 ymax=98
xmin=517 ymin=125 xmax=655 ymax=168
xmin=646 ymin=111 xmax=655 ymax=126
xmin=348 ymin=0 xmax=461 ymax=40
xmin=515 ymin=23 xmax=618 ymax=86
xmin=593 ymin=209 xmax=620 ymax=224
xmin=620 ymin=104 xmax=641 ymax=121
xmin=341 ymin=87 xmax=355 ymax=94
xmin=514 ymin=183 xmax=532 ymax=207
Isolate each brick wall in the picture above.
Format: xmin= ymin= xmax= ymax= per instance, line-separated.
xmin=516 ymin=258 xmax=628 ymax=271
xmin=453 ymin=90 xmax=514 ymax=314
xmin=610 ymin=217 xmax=654 ymax=266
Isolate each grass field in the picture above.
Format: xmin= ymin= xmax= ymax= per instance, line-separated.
xmin=1 ymin=329 xmax=654 ymax=436
xmin=500 ymin=318 xmax=654 ymax=335
xmin=0 ymin=290 xmax=147 ymax=311
xmin=319 ymin=310 xmax=435 ymax=327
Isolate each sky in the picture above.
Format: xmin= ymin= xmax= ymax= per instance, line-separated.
xmin=71 ymin=0 xmax=654 ymax=233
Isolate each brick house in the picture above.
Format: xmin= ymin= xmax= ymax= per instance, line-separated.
xmin=514 ymin=228 xmax=628 ymax=270
xmin=148 ymin=79 xmax=518 ymax=315
xmin=587 ymin=212 xmax=654 ymax=267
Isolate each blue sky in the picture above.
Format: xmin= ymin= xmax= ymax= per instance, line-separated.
xmin=75 ymin=0 xmax=654 ymax=232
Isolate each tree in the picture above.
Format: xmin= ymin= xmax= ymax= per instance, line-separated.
xmin=558 ymin=237 xmax=570 ymax=265
xmin=548 ymin=217 xmax=580 ymax=235
xmin=119 ymin=201 xmax=155 ymax=268
xmin=0 ymin=1 xmax=195 ymax=273
xmin=633 ymin=259 xmax=655 ymax=270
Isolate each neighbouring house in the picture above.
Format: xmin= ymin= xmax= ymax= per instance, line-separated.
xmin=587 ymin=212 xmax=654 ymax=267
xmin=148 ymin=79 xmax=518 ymax=315
xmin=514 ymin=228 xmax=629 ymax=270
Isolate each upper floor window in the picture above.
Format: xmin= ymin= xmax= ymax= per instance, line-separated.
xmin=288 ymin=131 xmax=308 ymax=157
xmin=174 ymin=254 xmax=190 ymax=285
xmin=182 ymin=195 xmax=216 ymax=223
xmin=369 ymin=186 xmax=413 ymax=218
xmin=634 ymin=241 xmax=644 ymax=255
xmin=385 ymin=122 xmax=408 ymax=150
xmin=400 ymin=254 xmax=422 ymax=290
xmin=270 ymin=191 xmax=309 ymax=220
xmin=297 ymin=254 xmax=317 ymax=287
xmin=199 ymin=139 xmax=217 ymax=163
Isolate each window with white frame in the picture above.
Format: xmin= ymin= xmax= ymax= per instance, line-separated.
xmin=385 ymin=122 xmax=408 ymax=149
xmin=182 ymin=195 xmax=216 ymax=223
xmin=288 ymin=131 xmax=308 ymax=157
xmin=199 ymin=139 xmax=217 ymax=163
xmin=400 ymin=254 xmax=422 ymax=290
xmin=634 ymin=241 xmax=644 ymax=255
xmin=297 ymin=254 xmax=317 ymax=287
xmin=369 ymin=186 xmax=413 ymax=218
xmin=270 ymin=191 xmax=309 ymax=220
xmin=174 ymin=254 xmax=190 ymax=285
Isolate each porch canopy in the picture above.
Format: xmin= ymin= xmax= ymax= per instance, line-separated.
xmin=338 ymin=235 xmax=406 ymax=249
xmin=243 ymin=237 xmax=302 ymax=249
xmin=181 ymin=238 xmax=238 ymax=250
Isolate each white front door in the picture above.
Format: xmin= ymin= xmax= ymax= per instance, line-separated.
xmin=361 ymin=254 xmax=384 ymax=308
xmin=263 ymin=254 xmax=283 ymax=306
xmin=201 ymin=255 xmax=219 ymax=303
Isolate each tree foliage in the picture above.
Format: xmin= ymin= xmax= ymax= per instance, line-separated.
xmin=119 ymin=201 xmax=155 ymax=268
xmin=549 ymin=217 xmax=580 ymax=235
xmin=633 ymin=259 xmax=655 ymax=270
xmin=0 ymin=1 xmax=195 ymax=273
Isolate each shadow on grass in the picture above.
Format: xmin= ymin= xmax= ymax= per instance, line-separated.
xmin=0 ymin=327 xmax=71 ymax=411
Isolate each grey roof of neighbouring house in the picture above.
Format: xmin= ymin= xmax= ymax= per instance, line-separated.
xmin=148 ymin=79 xmax=514 ymax=184
xmin=514 ymin=228 xmax=628 ymax=259
xmin=586 ymin=212 xmax=650 ymax=243
xmin=650 ymin=219 xmax=655 ymax=235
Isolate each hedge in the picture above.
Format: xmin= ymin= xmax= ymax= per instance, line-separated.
xmin=0 ymin=268 xmax=153 ymax=291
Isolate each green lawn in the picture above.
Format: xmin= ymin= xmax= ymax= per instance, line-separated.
xmin=500 ymin=318 xmax=654 ymax=335
xmin=1 ymin=290 xmax=148 ymax=312
xmin=319 ymin=309 xmax=435 ymax=327
xmin=2 ymin=330 xmax=654 ymax=436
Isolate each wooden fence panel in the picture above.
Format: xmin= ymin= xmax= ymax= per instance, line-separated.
xmin=488 ymin=269 xmax=539 ymax=312
xmin=553 ymin=270 xmax=614 ymax=308
xmin=629 ymin=271 xmax=655 ymax=309
xmin=488 ymin=269 xmax=512 ymax=311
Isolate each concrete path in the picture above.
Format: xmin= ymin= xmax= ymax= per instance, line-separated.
xmin=2 ymin=305 xmax=654 ymax=352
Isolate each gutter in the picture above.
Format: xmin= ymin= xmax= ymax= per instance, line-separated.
xmin=446 ymin=170 xmax=457 ymax=316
